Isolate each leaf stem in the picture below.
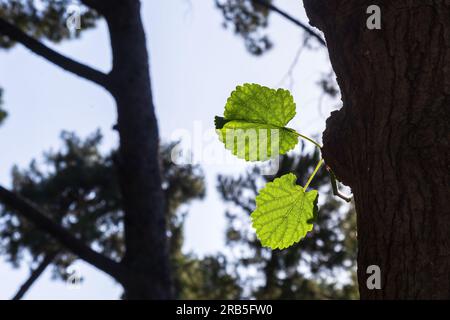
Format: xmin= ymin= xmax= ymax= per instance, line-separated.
xmin=294 ymin=131 xmax=322 ymax=149
xmin=303 ymin=158 xmax=324 ymax=190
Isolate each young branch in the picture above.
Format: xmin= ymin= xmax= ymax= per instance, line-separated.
xmin=252 ymin=0 xmax=326 ymax=47
xmin=0 ymin=18 xmax=110 ymax=89
xmin=0 ymin=186 xmax=126 ymax=282
xmin=12 ymin=252 xmax=57 ymax=300
xmin=326 ymin=166 xmax=352 ymax=202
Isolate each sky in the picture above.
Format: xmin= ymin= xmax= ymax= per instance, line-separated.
xmin=0 ymin=0 xmax=336 ymax=299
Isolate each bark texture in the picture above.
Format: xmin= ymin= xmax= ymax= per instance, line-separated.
xmin=304 ymin=0 xmax=450 ymax=299
xmin=105 ymin=1 xmax=172 ymax=299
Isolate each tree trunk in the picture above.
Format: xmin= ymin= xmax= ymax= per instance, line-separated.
xmin=304 ymin=0 xmax=450 ymax=299
xmin=105 ymin=1 xmax=172 ymax=299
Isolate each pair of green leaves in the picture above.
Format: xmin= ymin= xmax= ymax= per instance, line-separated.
xmin=215 ymin=83 xmax=319 ymax=250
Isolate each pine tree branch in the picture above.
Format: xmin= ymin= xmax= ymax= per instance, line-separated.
xmin=252 ymin=0 xmax=326 ymax=47
xmin=80 ymin=0 xmax=109 ymax=13
xmin=11 ymin=252 xmax=57 ymax=300
xmin=0 ymin=17 xmax=110 ymax=89
xmin=0 ymin=186 xmax=126 ymax=282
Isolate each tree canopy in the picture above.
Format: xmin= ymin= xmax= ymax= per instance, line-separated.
xmin=0 ymin=131 xmax=216 ymax=298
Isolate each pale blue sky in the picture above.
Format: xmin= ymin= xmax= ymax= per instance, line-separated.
xmin=0 ymin=0 xmax=336 ymax=299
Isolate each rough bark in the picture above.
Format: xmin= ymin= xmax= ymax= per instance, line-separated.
xmin=105 ymin=1 xmax=172 ymax=299
xmin=303 ymin=0 xmax=450 ymax=299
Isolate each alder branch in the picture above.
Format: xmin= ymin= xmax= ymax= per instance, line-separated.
xmin=0 ymin=17 xmax=110 ymax=89
xmin=0 ymin=186 xmax=126 ymax=282
xmin=252 ymin=0 xmax=326 ymax=47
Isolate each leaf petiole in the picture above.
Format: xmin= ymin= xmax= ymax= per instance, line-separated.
xmin=303 ymin=158 xmax=324 ymax=190
xmin=293 ymin=131 xmax=322 ymax=149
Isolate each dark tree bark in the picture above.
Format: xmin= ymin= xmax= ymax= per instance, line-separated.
xmin=103 ymin=1 xmax=172 ymax=299
xmin=303 ymin=0 xmax=450 ymax=299
xmin=0 ymin=0 xmax=172 ymax=299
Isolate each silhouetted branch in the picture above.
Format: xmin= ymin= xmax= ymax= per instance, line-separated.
xmin=12 ymin=252 xmax=57 ymax=300
xmin=277 ymin=40 xmax=306 ymax=89
xmin=0 ymin=186 xmax=126 ymax=282
xmin=252 ymin=0 xmax=326 ymax=47
xmin=0 ymin=17 xmax=110 ymax=89
xmin=80 ymin=0 xmax=110 ymax=14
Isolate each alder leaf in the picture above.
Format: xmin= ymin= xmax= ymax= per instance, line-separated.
xmin=215 ymin=83 xmax=299 ymax=161
xmin=251 ymin=173 xmax=318 ymax=249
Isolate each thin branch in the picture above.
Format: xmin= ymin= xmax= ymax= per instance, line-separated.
xmin=80 ymin=0 xmax=109 ymax=14
xmin=0 ymin=17 xmax=110 ymax=89
xmin=12 ymin=252 xmax=57 ymax=300
xmin=326 ymin=166 xmax=353 ymax=202
xmin=277 ymin=39 xmax=306 ymax=89
xmin=252 ymin=0 xmax=326 ymax=47
xmin=0 ymin=186 xmax=126 ymax=282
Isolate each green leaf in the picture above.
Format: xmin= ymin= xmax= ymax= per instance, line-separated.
xmin=224 ymin=83 xmax=296 ymax=126
xmin=215 ymin=83 xmax=299 ymax=161
xmin=251 ymin=173 xmax=318 ymax=249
